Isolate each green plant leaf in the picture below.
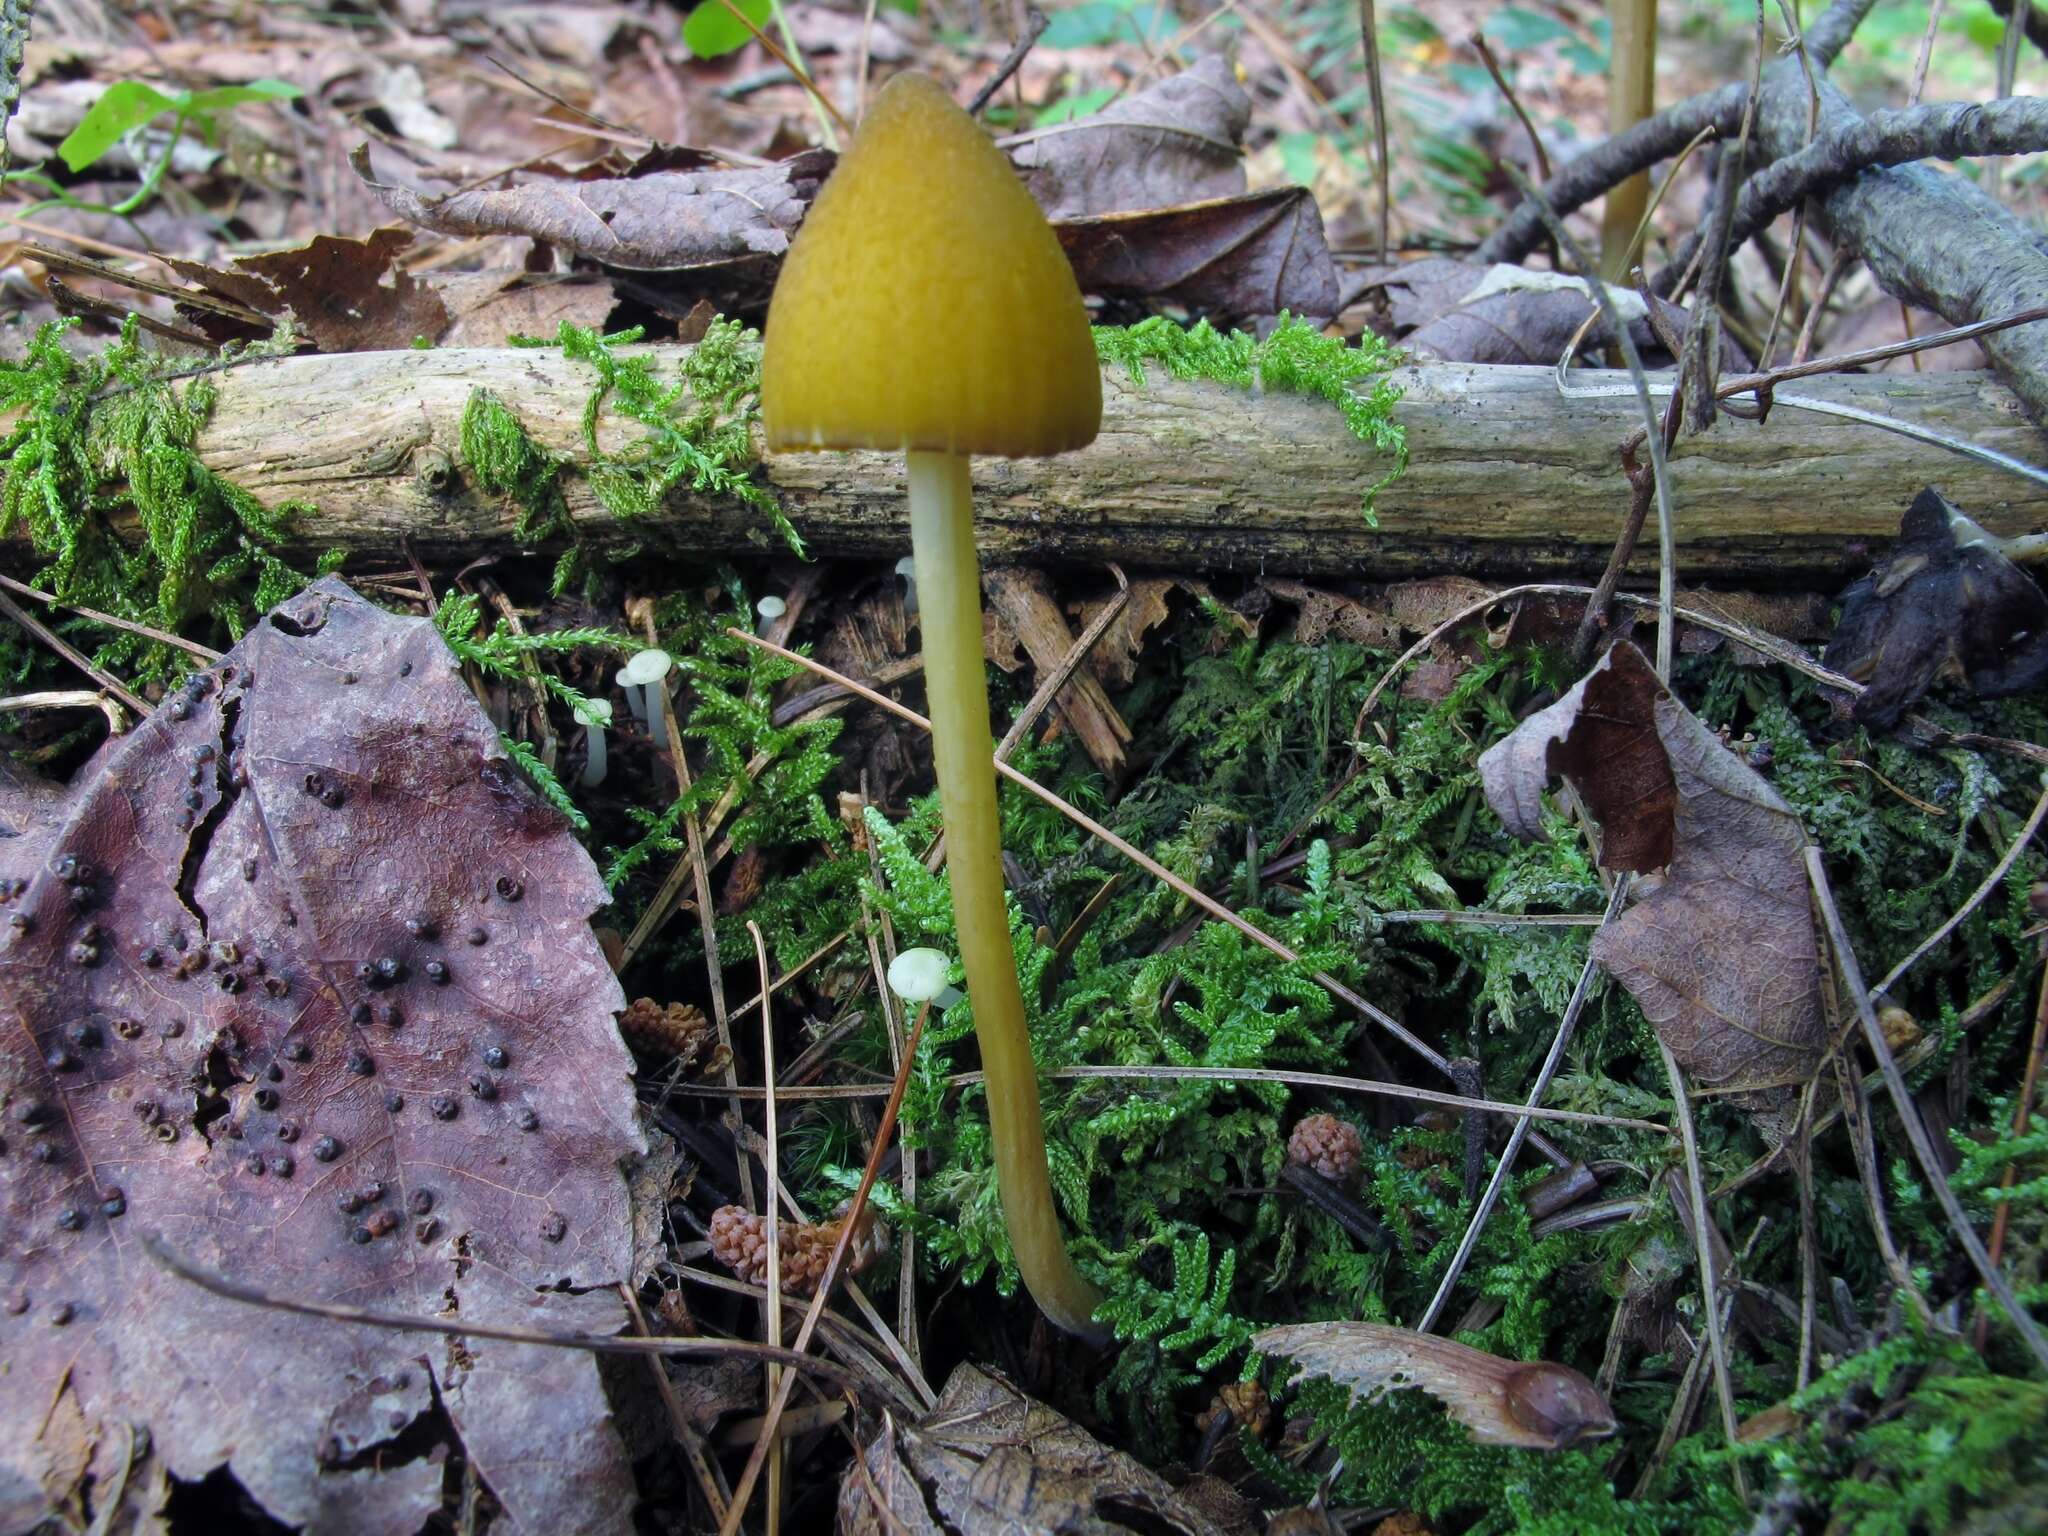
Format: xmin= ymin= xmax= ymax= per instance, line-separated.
xmin=683 ymin=0 xmax=772 ymax=58
xmin=180 ymin=79 xmax=303 ymax=115
xmin=58 ymin=81 xmax=178 ymax=172
xmin=880 ymin=0 xmax=919 ymax=12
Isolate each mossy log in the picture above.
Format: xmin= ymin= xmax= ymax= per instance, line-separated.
xmin=195 ymin=346 xmax=2048 ymax=579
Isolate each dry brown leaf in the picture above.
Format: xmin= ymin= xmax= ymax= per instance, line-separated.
xmin=1259 ymin=579 xmax=1406 ymax=649
xmin=1056 ymin=187 xmax=1339 ymax=327
xmin=0 ymin=578 xmax=642 ymax=1535
xmin=353 ymin=143 xmax=833 ymax=273
xmin=838 ymin=1363 xmax=1249 ymax=1535
xmin=1478 ymin=643 xmax=1826 ymax=1096
xmin=1254 ymin=1322 xmax=1617 ymax=1451
xmin=1007 ymin=56 xmax=1250 ymax=219
xmin=168 ymin=228 xmax=448 ymax=352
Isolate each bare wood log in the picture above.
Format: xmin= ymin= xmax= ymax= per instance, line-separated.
xmin=186 ymin=345 xmax=2048 ymax=580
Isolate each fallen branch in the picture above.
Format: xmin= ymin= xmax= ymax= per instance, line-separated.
xmin=174 ymin=345 xmax=2048 ymax=581
xmin=1660 ymin=96 xmax=2048 ymax=293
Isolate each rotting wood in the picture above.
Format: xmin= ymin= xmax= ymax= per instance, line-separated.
xmin=984 ymin=568 xmax=1130 ymax=778
xmin=178 ymin=345 xmax=2048 ymax=580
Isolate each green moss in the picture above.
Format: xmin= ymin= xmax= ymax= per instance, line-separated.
xmin=0 ymin=317 xmax=331 ymax=690
xmin=457 ymin=319 xmax=798 ymax=596
xmin=1093 ymin=314 xmax=1407 ymax=518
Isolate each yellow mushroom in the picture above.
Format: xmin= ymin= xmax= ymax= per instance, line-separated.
xmin=760 ymin=72 xmax=1104 ymax=1337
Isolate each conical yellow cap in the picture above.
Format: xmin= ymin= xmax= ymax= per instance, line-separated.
xmin=760 ymin=73 xmax=1102 ymax=459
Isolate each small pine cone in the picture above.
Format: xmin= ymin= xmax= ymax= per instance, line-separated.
xmin=709 ymin=1205 xmax=769 ymax=1285
xmin=1288 ymin=1112 xmax=1363 ymax=1183
xmin=618 ymin=997 xmax=711 ymax=1065
xmin=708 ymin=1205 xmax=858 ymax=1296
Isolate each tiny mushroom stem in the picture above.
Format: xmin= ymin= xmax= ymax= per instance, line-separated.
xmin=574 ymin=697 xmax=613 ymax=788
xmin=888 ymin=946 xmax=964 ymax=1011
xmin=759 ymin=72 xmax=1106 ymax=1338
xmin=619 ymin=647 xmax=673 ymax=747
xmin=895 ymin=554 xmax=919 ymax=616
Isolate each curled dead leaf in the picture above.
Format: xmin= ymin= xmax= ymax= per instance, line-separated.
xmin=1478 ymin=643 xmax=1826 ymax=1098
xmin=1254 ymin=1322 xmax=1617 ymax=1450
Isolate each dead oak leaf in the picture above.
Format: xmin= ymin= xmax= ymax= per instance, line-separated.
xmin=1056 ymin=187 xmax=1339 ymax=327
xmin=838 ymin=1363 xmax=1246 ymax=1535
xmin=1478 ymin=643 xmax=1825 ymax=1096
xmin=0 ymin=578 xmax=642 ymax=1536
xmin=168 ymin=228 xmax=448 ymax=353
xmin=1006 ymin=56 xmax=1250 ymax=219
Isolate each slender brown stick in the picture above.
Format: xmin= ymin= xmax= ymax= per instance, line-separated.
xmin=1359 ymin=0 xmax=1392 ymax=261
xmin=1807 ymin=847 xmax=2048 ymax=1370
xmin=143 ymin=1235 xmax=868 ymax=1387
xmin=1469 ymin=32 xmax=1552 ymax=179
xmin=1976 ymin=956 xmax=2048 ymax=1350
xmin=1872 ymin=780 xmax=2048 ymax=999
xmin=1660 ymin=1042 xmax=1746 ymax=1495
xmin=711 ymin=0 xmax=853 ymax=139
xmin=719 ymin=997 xmax=931 ymax=1536
xmin=0 ymin=588 xmax=147 ymax=714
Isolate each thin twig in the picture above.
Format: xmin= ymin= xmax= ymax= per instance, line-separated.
xmin=731 ymin=628 xmax=1580 ymax=1162
xmin=619 ymin=1284 xmax=732 ymax=1523
xmin=1415 ymin=879 xmax=1632 ymax=1333
xmin=719 ymin=1000 xmax=930 ymax=1536
xmin=0 ymin=588 xmax=147 ymax=715
xmin=143 ymin=1235 xmax=869 ymax=1388
xmin=1469 ymin=32 xmax=1551 ymax=179
xmin=1359 ymin=0 xmax=1392 ymax=260
xmin=1660 ymin=1042 xmax=1746 ymax=1493
xmin=0 ymin=573 xmax=222 ymax=660
xmin=661 ymin=1060 xmax=1669 ymax=1133
xmin=1976 ymin=953 xmax=2048 ymax=1350
xmin=1806 ymin=846 xmax=2048 ymax=1370
xmin=1500 ymin=165 xmax=1677 ymax=679
xmin=968 ymin=6 xmax=1050 ymax=116
xmin=713 ymin=0 xmax=851 ymax=141
xmin=994 ymin=564 xmax=1130 ymax=763
xmin=1871 ymin=779 xmax=2048 ymax=999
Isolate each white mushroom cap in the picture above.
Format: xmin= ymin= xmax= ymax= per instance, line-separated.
xmin=572 ymin=697 xmax=613 ymax=728
xmin=618 ymin=648 xmax=673 ymax=687
xmin=887 ymin=947 xmax=956 ymax=1004
xmin=757 ymin=595 xmax=788 ymax=621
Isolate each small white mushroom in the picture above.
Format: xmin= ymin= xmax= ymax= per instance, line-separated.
xmin=618 ymin=648 xmax=673 ymax=745
xmin=614 ymin=666 xmax=649 ymax=728
xmin=887 ymin=947 xmax=962 ymax=1010
xmin=756 ymin=595 xmax=787 ymax=636
xmin=573 ymin=697 xmax=613 ymax=788
xmin=894 ymin=555 xmax=919 ymax=616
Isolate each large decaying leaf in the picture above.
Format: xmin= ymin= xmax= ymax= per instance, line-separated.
xmin=1478 ymin=643 xmax=1825 ymax=1097
xmin=1006 ymin=56 xmax=1251 ymax=219
xmin=1254 ymin=1322 xmax=1617 ymax=1451
xmin=352 ymin=143 xmax=834 ymax=273
xmin=837 ymin=1363 xmax=1247 ymax=1536
xmin=0 ymin=578 xmax=642 ymax=1536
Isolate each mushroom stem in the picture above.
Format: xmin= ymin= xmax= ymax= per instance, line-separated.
xmin=906 ymin=449 xmax=1105 ymax=1339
